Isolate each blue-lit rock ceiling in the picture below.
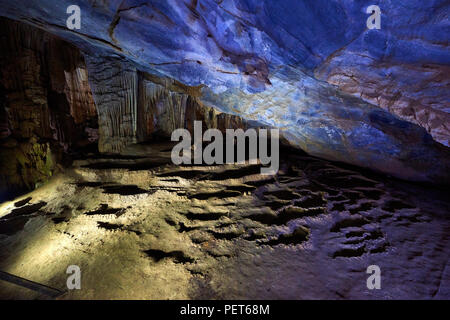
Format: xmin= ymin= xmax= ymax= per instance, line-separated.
xmin=0 ymin=0 xmax=448 ymax=182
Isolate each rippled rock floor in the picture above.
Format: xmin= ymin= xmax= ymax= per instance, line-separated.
xmin=0 ymin=144 xmax=448 ymax=299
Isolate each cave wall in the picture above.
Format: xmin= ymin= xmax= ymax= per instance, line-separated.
xmin=315 ymin=0 xmax=450 ymax=148
xmin=0 ymin=18 xmax=98 ymax=200
xmin=0 ymin=0 xmax=447 ymax=183
xmin=316 ymin=61 xmax=450 ymax=147
xmin=136 ymin=73 xmax=249 ymax=140
xmin=86 ymin=55 xmax=250 ymax=153
xmin=84 ymin=56 xmax=138 ymax=153
xmin=0 ymin=16 xmax=257 ymax=200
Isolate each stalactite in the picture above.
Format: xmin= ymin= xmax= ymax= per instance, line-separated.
xmin=0 ymin=18 xmax=98 ymax=200
xmin=85 ymin=56 xmax=138 ymax=153
xmin=87 ymin=56 xmax=252 ymax=153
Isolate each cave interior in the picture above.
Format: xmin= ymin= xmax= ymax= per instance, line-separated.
xmin=0 ymin=0 xmax=449 ymax=300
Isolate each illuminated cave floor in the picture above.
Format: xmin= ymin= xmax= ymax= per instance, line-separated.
xmin=0 ymin=147 xmax=449 ymax=299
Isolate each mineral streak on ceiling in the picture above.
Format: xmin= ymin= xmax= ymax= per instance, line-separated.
xmin=0 ymin=0 xmax=449 ymax=183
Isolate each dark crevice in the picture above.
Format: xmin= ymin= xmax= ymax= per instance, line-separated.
xmin=101 ymin=185 xmax=151 ymax=195
xmin=84 ymin=204 xmax=125 ymax=216
xmin=332 ymin=245 xmax=366 ymax=258
xmin=188 ymin=190 xmax=242 ymax=200
xmin=14 ymin=197 xmax=32 ymax=207
xmin=144 ymin=249 xmax=194 ymax=263
xmin=4 ymin=202 xmax=47 ymax=218
xmin=264 ymin=226 xmax=310 ymax=246
xmin=330 ymin=217 xmax=370 ymax=232
xmin=184 ymin=211 xmax=227 ymax=221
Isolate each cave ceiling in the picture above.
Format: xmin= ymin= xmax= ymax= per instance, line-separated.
xmin=0 ymin=0 xmax=449 ymax=183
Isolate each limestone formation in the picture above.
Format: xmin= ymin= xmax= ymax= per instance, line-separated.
xmin=0 ymin=18 xmax=98 ymax=200
xmin=0 ymin=0 xmax=448 ymax=183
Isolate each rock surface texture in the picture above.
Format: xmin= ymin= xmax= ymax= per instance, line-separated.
xmin=0 ymin=1 xmax=449 ymax=301
xmin=0 ymin=145 xmax=448 ymax=299
xmin=0 ymin=18 xmax=253 ymax=198
xmin=85 ymin=55 xmax=254 ymax=153
xmin=0 ymin=0 xmax=448 ymax=183
xmin=0 ymin=18 xmax=98 ymax=200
